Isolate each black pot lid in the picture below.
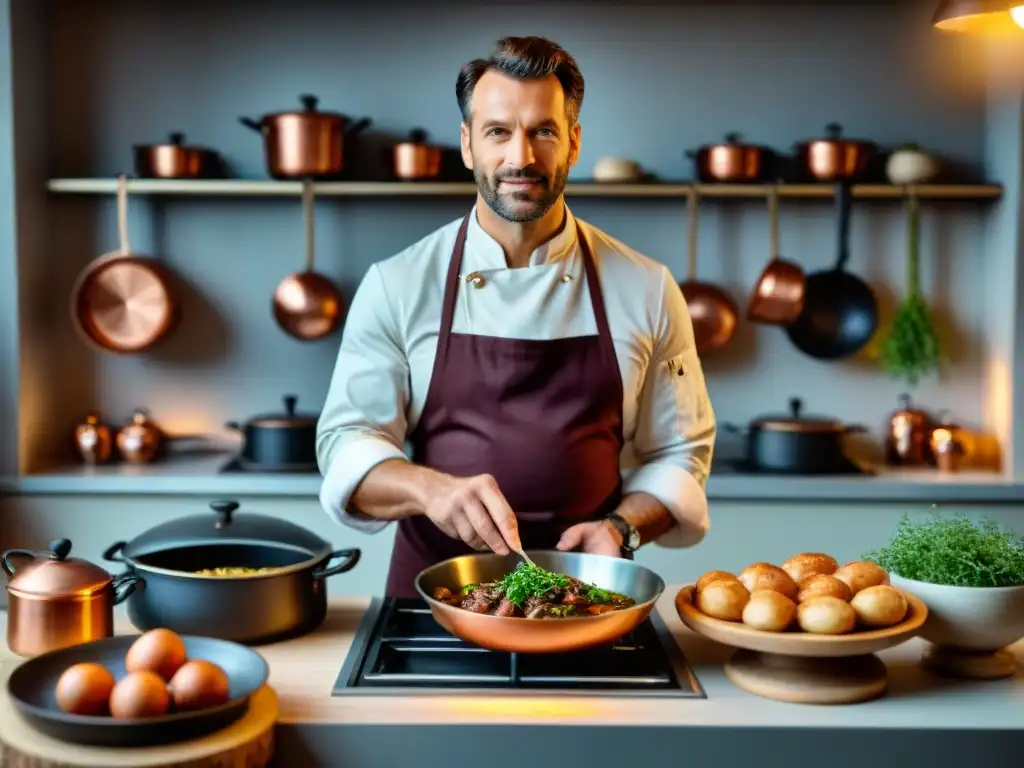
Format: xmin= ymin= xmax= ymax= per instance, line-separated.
xmin=121 ymin=500 xmax=332 ymax=559
xmin=247 ymin=394 xmax=318 ymax=428
xmin=752 ymin=397 xmax=843 ymax=434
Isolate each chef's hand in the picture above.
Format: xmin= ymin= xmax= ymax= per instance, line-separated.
xmin=555 ymin=521 xmax=624 ymax=557
xmin=423 ymin=473 xmax=519 ymax=555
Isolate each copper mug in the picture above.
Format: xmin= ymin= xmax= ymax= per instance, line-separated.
xmin=3 ymin=539 xmax=137 ymax=657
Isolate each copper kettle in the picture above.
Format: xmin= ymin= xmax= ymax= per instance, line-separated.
xmin=3 ymin=539 xmax=137 ymax=657
xmin=884 ymin=394 xmax=933 ymax=466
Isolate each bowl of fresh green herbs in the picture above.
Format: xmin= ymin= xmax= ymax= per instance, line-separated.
xmin=863 ymin=514 xmax=1024 ymax=677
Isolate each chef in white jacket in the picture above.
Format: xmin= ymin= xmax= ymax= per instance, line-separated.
xmin=317 ymin=36 xmax=716 ymax=598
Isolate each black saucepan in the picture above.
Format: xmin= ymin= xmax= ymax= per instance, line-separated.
xmin=103 ymin=500 xmax=361 ymax=645
xmin=6 ymin=633 xmax=268 ymax=747
xmin=226 ymin=394 xmax=319 ymax=471
xmin=786 ymin=182 xmax=878 ymax=359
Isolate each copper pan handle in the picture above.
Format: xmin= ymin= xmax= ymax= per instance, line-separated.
xmin=768 ymin=185 xmax=779 ymax=259
xmin=303 ymin=179 xmax=316 ymax=272
xmin=116 ymin=174 xmax=131 ymax=256
xmin=686 ymin=188 xmax=699 ymax=281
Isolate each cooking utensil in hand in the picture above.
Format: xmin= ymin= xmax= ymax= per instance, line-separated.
xmin=133 ymin=132 xmax=223 ymax=179
xmin=393 ymin=128 xmax=442 ymax=180
xmin=272 ymin=179 xmax=345 ymax=341
xmin=240 ymin=94 xmax=372 ymax=179
xmin=3 ymin=538 xmax=137 ymax=657
xmin=416 ymin=551 xmax=665 ymax=654
xmin=747 ymin=186 xmax=806 ymax=325
xmin=102 ymin=499 xmax=361 ymax=645
xmin=785 ymin=182 xmax=878 ymax=359
xmin=6 ymin=633 xmax=269 ymax=747
xmin=686 ymin=132 xmax=766 ymax=183
xmin=679 ymin=190 xmax=739 ymax=353
xmin=794 ymin=123 xmax=876 ymax=182
xmin=71 ymin=175 xmax=180 ymax=354
xmin=225 ymin=394 xmax=319 ymax=471
xmin=724 ymin=397 xmax=868 ymax=475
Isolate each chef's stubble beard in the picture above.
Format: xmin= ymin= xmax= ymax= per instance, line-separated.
xmin=474 ymin=161 xmax=570 ymax=223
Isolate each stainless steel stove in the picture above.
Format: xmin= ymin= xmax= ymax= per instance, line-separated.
xmin=332 ymin=598 xmax=705 ymax=698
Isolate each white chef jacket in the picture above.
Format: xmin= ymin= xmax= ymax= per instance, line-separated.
xmin=316 ymin=204 xmax=716 ymax=548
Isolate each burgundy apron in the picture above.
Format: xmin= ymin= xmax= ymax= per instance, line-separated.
xmin=385 ymin=214 xmax=625 ymax=598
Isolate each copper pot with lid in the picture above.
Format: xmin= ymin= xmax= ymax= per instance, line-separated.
xmin=133 ymin=132 xmax=223 ymax=179
xmin=884 ymin=394 xmax=933 ymax=466
xmin=3 ymin=539 xmax=137 ymax=657
xmin=116 ymin=408 xmax=164 ymax=464
xmin=794 ymin=123 xmax=876 ymax=182
xmin=686 ymin=132 xmax=767 ymax=183
xmin=240 ymin=94 xmax=372 ymax=179
xmin=393 ymin=128 xmax=442 ymax=180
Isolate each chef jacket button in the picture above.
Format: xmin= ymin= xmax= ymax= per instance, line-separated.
xmin=561 ymin=273 xmax=572 ymax=283
xmin=465 ymin=271 xmax=486 ymax=288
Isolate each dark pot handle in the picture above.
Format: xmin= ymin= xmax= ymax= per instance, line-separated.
xmin=722 ymin=422 xmax=747 ymax=435
xmin=224 ymin=421 xmax=242 ymax=431
xmin=103 ymin=541 xmax=127 ymax=562
xmin=112 ymin=571 xmax=140 ymax=604
xmin=239 ymin=117 xmax=264 ymax=133
xmin=313 ymin=548 xmax=362 ymax=580
xmin=346 ymin=117 xmax=372 ymax=137
xmin=1 ymin=549 xmax=37 ymax=577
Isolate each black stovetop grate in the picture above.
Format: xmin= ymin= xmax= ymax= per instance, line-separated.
xmin=331 ymin=597 xmax=705 ymax=698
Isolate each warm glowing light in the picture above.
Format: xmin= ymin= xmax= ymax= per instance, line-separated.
xmin=933 ymin=1 xmax=1024 ymax=33
xmin=1011 ymin=4 xmax=1024 ymax=26
xmin=444 ymin=697 xmax=614 ymax=720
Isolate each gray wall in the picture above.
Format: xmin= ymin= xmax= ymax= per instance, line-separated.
xmin=23 ymin=0 xmax=997 ymax=470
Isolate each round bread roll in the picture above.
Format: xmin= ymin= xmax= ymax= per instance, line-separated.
xmin=737 ymin=563 xmax=798 ymax=601
xmin=797 ymin=574 xmax=853 ymax=603
xmin=742 ymin=589 xmax=797 ymax=632
xmin=695 ymin=570 xmax=739 ymax=593
xmin=833 ymin=561 xmax=889 ymax=595
xmin=781 ymin=552 xmax=839 ymax=584
xmin=696 ymin=579 xmax=750 ymax=621
xmin=850 ymin=585 xmax=908 ymax=628
xmin=797 ymin=596 xmax=857 ymax=635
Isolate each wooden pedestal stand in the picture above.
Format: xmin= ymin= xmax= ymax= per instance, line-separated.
xmin=675 ymin=585 xmax=929 ymax=705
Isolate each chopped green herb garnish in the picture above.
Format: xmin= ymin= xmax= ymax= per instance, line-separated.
xmin=495 ymin=563 xmax=572 ymax=607
xmin=546 ymin=605 xmax=577 ymax=617
xmin=460 ymin=583 xmax=478 ymax=594
xmin=585 ymin=586 xmax=615 ymax=603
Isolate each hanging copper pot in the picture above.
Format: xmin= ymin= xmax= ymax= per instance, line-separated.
xmin=70 ymin=175 xmax=180 ymax=354
xmin=747 ymin=186 xmax=806 ymax=325
xmin=273 ymin=180 xmax=346 ymax=341
xmin=678 ymin=190 xmax=739 ymax=353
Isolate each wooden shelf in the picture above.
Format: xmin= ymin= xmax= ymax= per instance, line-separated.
xmin=45 ymin=178 xmax=1005 ymax=200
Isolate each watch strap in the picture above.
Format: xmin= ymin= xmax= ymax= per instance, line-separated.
xmin=605 ymin=512 xmax=640 ymax=552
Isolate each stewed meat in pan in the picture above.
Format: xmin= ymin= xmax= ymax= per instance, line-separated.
xmin=431 ymin=563 xmax=635 ymax=618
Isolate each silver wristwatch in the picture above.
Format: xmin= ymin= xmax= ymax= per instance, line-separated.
xmin=605 ymin=512 xmax=641 ymax=552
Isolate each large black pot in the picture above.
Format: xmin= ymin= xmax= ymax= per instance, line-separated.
xmin=724 ymin=397 xmax=866 ymax=474
xmin=226 ymin=394 xmax=318 ymax=471
xmin=102 ymin=500 xmax=360 ymax=645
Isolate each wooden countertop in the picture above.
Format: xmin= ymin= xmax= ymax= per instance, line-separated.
xmin=2 ymin=589 xmax=1022 ymax=730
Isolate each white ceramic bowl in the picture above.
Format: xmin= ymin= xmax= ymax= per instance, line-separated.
xmin=889 ymin=573 xmax=1024 ymax=651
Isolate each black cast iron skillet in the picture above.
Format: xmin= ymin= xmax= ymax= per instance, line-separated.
xmin=785 ymin=182 xmax=878 ymax=359
xmin=7 ymin=634 xmax=268 ymax=747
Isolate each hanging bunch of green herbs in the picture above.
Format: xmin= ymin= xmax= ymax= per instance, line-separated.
xmin=878 ymin=191 xmax=944 ymax=386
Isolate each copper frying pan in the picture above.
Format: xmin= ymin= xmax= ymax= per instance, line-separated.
xmin=747 ymin=186 xmax=805 ymax=325
xmin=679 ymin=190 xmax=739 ymax=353
xmin=273 ymin=180 xmax=345 ymax=340
xmin=71 ymin=175 xmax=179 ymax=353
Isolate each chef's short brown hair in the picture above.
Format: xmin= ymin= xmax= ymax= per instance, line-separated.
xmin=456 ymin=36 xmax=585 ymax=126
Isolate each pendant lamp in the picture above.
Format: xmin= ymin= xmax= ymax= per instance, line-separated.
xmin=933 ymin=0 xmax=1024 ymax=33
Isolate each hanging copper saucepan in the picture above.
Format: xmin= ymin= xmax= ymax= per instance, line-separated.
xmin=272 ymin=180 xmax=346 ymax=341
xmin=747 ymin=186 xmax=806 ymax=325
xmin=70 ymin=175 xmax=180 ymax=353
xmin=679 ymin=190 xmax=739 ymax=353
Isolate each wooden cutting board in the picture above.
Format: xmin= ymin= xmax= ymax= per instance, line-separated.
xmin=0 ymin=661 xmax=278 ymax=768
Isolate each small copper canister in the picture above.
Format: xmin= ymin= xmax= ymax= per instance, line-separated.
xmin=884 ymin=394 xmax=933 ymax=466
xmin=73 ymin=412 xmax=112 ymax=464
